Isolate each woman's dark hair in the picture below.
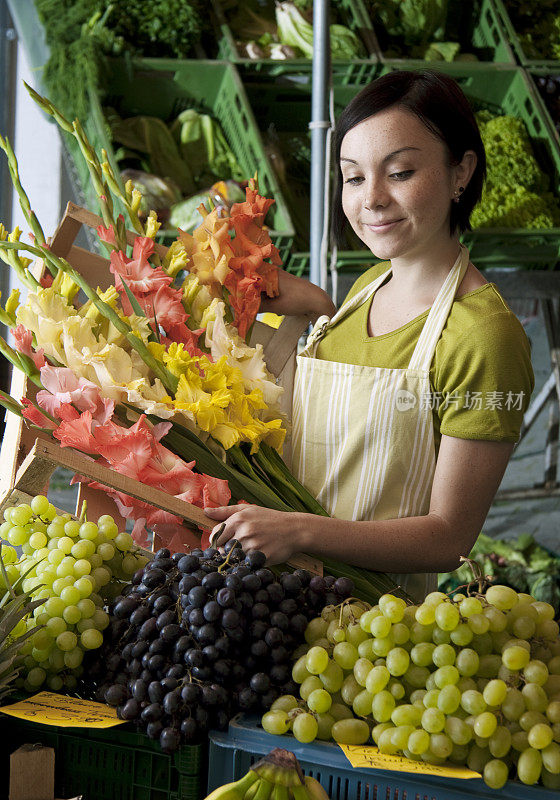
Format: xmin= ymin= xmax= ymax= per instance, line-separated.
xmin=332 ymin=70 xmax=487 ymax=244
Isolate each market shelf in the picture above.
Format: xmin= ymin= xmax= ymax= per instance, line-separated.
xmin=245 ymin=63 xmax=560 ymax=269
xmin=208 ymin=714 xmax=559 ymax=799
xmin=210 ymin=0 xmax=380 ymax=84
xmin=69 ymin=57 xmax=296 ymax=262
xmin=0 ymin=715 xmax=206 ymax=800
xmin=369 ymin=0 xmax=516 ymax=66
xmin=492 ymin=0 xmax=560 ymax=68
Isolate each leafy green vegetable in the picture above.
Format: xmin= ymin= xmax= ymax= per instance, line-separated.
xmin=35 ymin=0 xmax=208 ymax=124
xmin=503 ymin=0 xmax=560 ymax=60
xmin=275 ymin=2 xmax=365 ymax=59
xmin=170 ymin=110 xmax=246 ymax=186
xmin=108 ymin=111 xmax=197 ymax=195
xmin=423 ymin=41 xmax=460 ymax=61
xmin=439 ymin=531 xmax=560 ymax=616
xmin=471 ymin=111 xmax=560 ymax=230
xmin=371 ymin=0 xmax=448 ymax=47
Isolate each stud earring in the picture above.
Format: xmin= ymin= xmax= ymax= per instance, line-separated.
xmin=453 ymin=186 xmax=465 ymax=203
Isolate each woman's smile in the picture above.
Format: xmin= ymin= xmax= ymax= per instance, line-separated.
xmin=364 ymin=218 xmax=406 ymax=232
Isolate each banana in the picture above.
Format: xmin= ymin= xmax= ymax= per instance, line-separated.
xmin=203 ymin=770 xmax=259 ymax=800
xmin=271 ymin=785 xmax=290 ymax=800
xmin=253 ymin=777 xmax=275 ymax=800
xmin=244 ymin=779 xmax=262 ymax=800
xmin=303 ymin=776 xmax=331 ymax=800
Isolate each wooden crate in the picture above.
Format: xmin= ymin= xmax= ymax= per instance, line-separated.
xmin=0 ymin=203 xmax=311 ymax=558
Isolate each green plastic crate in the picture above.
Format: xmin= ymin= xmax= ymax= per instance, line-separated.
xmin=211 ymin=0 xmax=381 ymax=84
xmin=529 ymin=68 xmax=560 ymax=151
xmin=0 ymin=714 xmax=205 ymax=800
xmin=369 ymin=0 xmax=516 ymax=65
xmin=247 ymin=64 xmax=560 ymax=269
xmin=68 ymin=58 xmax=295 ymax=263
xmin=492 ymin=0 xmax=560 ymax=68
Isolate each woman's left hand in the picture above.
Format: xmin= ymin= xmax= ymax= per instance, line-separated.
xmin=204 ymin=505 xmax=306 ymax=565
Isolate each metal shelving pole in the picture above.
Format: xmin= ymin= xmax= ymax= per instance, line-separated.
xmin=310 ymin=0 xmax=331 ymax=291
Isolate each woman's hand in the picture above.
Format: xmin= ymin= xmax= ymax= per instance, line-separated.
xmin=260 ymin=269 xmax=336 ymax=323
xmin=204 ymin=504 xmax=307 ymax=565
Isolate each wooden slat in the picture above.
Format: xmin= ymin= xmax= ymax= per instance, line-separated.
xmin=15 ymin=439 xmax=215 ymax=530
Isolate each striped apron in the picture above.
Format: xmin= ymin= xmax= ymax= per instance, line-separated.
xmin=292 ymin=245 xmax=470 ymax=602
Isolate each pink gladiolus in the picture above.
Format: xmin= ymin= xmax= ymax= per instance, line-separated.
xmin=97 ymin=223 xmax=117 ymax=245
xmin=11 ymin=324 xmax=46 ymax=369
xmin=164 ymin=323 xmax=206 ymax=358
xmin=37 ymin=365 xmax=114 ymax=423
xmin=21 ymin=398 xmax=56 ymax=429
xmin=56 ymin=410 xmax=231 ymax=548
xmin=109 ymin=236 xmax=171 ymax=295
xmin=53 ymin=410 xmax=98 ymax=451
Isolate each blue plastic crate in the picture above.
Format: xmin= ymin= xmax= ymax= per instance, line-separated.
xmin=208 ymin=714 xmax=559 ymax=800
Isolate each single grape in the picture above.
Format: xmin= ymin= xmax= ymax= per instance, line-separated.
xmin=292 ymin=712 xmax=318 ymax=743
xmin=306 ymin=646 xmax=329 ymax=675
xmin=483 ymin=759 xmax=509 ymax=789
xmin=262 ymin=710 xmax=290 ymax=735
xmin=517 ymin=747 xmax=542 ymax=785
xmin=331 ymin=718 xmax=369 ymax=745
xmin=307 ymin=688 xmax=332 ymax=714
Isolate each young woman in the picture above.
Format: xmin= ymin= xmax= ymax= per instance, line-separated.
xmin=206 ymin=70 xmax=534 ymax=601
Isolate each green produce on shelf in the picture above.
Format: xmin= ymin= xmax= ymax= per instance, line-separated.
xmin=439 ymin=532 xmax=560 ymax=614
xmin=222 ymin=0 xmax=365 ymax=61
xmin=372 ymin=0 xmax=448 ymax=45
xmin=0 ymin=546 xmax=45 ymax=701
xmin=503 ymin=0 xmax=560 ymax=61
xmin=263 ymin=585 xmax=560 ymax=790
xmin=107 ymin=108 xmax=247 ymax=227
xmin=0 ymin=496 xmax=149 ymax=693
xmin=471 ymin=110 xmax=560 ymax=229
xmin=35 ymin=1 xmax=210 ymax=123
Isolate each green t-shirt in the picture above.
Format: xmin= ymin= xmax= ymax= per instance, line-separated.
xmin=316 ymin=263 xmax=535 ymax=444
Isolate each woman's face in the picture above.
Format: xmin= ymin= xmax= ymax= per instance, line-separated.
xmin=340 ymin=106 xmax=463 ymax=261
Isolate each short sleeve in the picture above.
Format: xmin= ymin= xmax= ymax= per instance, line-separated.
xmin=434 ymin=311 xmax=534 ymax=442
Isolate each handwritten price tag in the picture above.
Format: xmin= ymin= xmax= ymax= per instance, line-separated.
xmin=338 ymin=744 xmax=481 ymax=779
xmin=0 ymin=692 xmax=126 ymax=728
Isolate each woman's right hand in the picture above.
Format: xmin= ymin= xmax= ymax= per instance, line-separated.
xmin=260 ymin=269 xmax=336 ymax=322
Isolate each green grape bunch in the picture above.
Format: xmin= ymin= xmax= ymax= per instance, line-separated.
xmin=0 ymin=495 xmax=149 ymax=693
xmin=262 ymin=585 xmax=560 ymax=790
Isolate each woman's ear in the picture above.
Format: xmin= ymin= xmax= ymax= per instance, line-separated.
xmin=455 ymin=150 xmax=477 ymax=191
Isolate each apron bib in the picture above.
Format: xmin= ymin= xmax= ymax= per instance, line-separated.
xmin=292 ymin=245 xmax=470 ymax=602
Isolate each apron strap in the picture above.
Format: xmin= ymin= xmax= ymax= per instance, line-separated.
xmin=408 ymin=244 xmax=470 ymax=372
xmin=303 ymin=266 xmax=392 ymax=356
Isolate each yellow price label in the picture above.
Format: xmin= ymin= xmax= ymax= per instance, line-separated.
xmin=0 ymin=692 xmax=126 ymax=728
xmin=339 ymin=744 xmax=481 ymax=779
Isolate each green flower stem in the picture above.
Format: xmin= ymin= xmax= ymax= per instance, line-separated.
xmin=260 ymin=443 xmax=330 ymax=516
xmin=0 ymin=387 xmax=24 ymax=416
xmin=0 ymin=240 xmax=179 ymax=394
xmin=71 ymin=118 xmax=115 ymax=232
xmin=0 ymin=134 xmax=47 ymax=246
xmin=0 ymin=334 xmax=41 ymax=386
xmin=252 ymin=447 xmax=309 ymax=513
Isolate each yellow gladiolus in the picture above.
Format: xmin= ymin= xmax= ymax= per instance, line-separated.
xmin=5 ymin=288 xmax=20 ymax=317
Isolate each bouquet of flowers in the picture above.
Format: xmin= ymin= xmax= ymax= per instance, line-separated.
xmin=0 ymin=84 xmax=400 ymax=603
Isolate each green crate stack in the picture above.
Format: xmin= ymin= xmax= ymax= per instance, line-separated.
xmin=492 ymin=0 xmax=560 ymax=68
xmin=0 ymin=715 xmax=205 ymax=800
xmin=528 ymin=69 xmax=560 ymax=150
xmin=366 ymin=0 xmax=516 ymax=66
xmin=69 ymin=57 xmax=295 ymax=262
xmin=211 ymin=0 xmax=381 ymax=84
xmin=246 ymin=63 xmax=560 ymax=274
